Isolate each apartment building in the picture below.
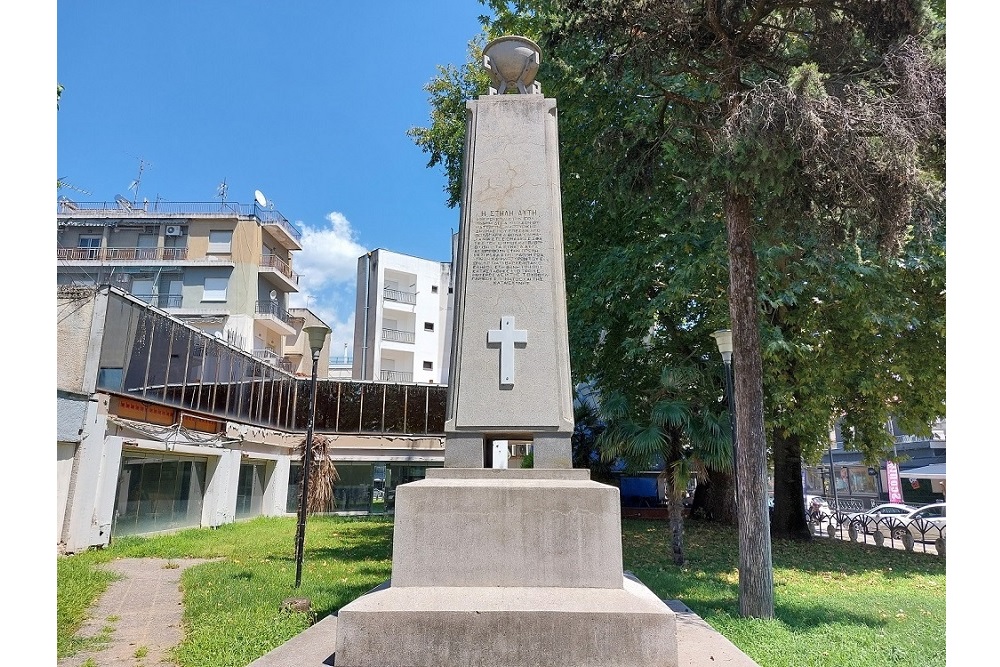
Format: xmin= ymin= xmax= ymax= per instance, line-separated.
xmin=56 ymin=197 xmax=324 ymax=376
xmin=352 ymin=248 xmax=454 ymax=384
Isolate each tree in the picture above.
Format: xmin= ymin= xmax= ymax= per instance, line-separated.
xmin=412 ymin=0 xmax=945 ymax=619
xmin=596 ymin=364 xmax=730 ymax=565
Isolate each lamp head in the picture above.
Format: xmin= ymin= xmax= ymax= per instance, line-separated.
xmin=712 ymin=329 xmax=733 ymax=363
xmin=303 ymin=324 xmax=331 ymax=355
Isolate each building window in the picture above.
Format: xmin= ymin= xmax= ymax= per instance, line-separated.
xmin=203 ymin=277 xmax=228 ymax=301
xmin=423 ymin=361 xmax=433 ymax=370
xmin=431 ymin=285 xmax=439 ymax=293
xmin=207 ymin=230 xmax=233 ymax=253
xmin=424 ymin=322 xmax=434 ymax=331
xmin=78 ymin=235 xmax=101 ymax=259
xmin=448 ymin=287 xmax=454 ymax=294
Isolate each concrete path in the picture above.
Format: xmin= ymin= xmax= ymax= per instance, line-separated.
xmin=61 ymin=557 xmax=759 ymax=667
xmin=59 ymin=558 xmax=216 ymax=667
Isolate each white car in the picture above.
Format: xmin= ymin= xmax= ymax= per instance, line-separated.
xmin=839 ymin=503 xmax=917 ymax=534
xmin=878 ymin=502 xmax=946 ymax=542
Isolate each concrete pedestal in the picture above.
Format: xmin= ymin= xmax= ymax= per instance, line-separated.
xmin=332 ymin=471 xmax=679 ymax=667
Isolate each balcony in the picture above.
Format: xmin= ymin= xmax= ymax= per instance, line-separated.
xmin=382 ymin=328 xmax=415 ymax=344
xmin=58 ymin=247 xmax=189 ymax=262
xmin=383 ymin=287 xmax=417 ymax=305
xmin=259 ymin=254 xmax=300 ymax=291
xmin=255 ymin=208 xmax=303 ymax=251
xmin=252 ymin=348 xmax=280 ymax=364
xmin=255 ymin=300 xmax=296 ymax=336
xmin=132 ymin=294 xmax=183 ymax=309
xmin=56 ymin=199 xmax=303 ymax=251
xmin=379 ymin=370 xmax=413 ymax=382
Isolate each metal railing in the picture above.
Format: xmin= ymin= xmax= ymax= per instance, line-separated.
xmin=260 ymin=254 xmax=300 ymax=284
xmin=383 ymin=287 xmax=417 ymax=304
xmin=382 ymin=328 xmax=415 ymax=343
xmin=252 ymin=348 xmax=280 ymax=364
xmin=58 ymin=247 xmax=189 ymax=262
xmin=130 ymin=294 xmax=183 ymax=309
xmin=56 ymin=200 xmax=303 ymax=245
xmin=379 ymin=370 xmax=413 ymax=382
xmin=809 ymin=507 xmax=945 ymax=556
xmin=255 ymin=300 xmax=293 ymax=325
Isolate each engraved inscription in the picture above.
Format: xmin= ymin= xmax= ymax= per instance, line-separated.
xmin=471 ymin=208 xmax=547 ymax=284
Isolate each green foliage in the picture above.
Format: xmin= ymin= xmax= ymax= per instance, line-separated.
xmin=57 ymin=517 xmax=393 ymax=666
xmin=58 ymin=516 xmax=945 ymax=667
xmin=624 ymin=519 xmax=945 ymax=666
xmin=407 ymin=34 xmax=492 ymax=207
xmin=57 ymin=554 xmax=119 ymax=658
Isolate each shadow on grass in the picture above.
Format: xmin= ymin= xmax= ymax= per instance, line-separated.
xmin=623 ymin=517 xmax=945 ymax=635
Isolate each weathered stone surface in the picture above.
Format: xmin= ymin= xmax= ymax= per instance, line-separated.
xmin=444 ymin=93 xmax=574 ymax=467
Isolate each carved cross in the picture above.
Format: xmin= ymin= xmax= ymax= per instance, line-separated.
xmin=487 ymin=316 xmax=528 ymax=388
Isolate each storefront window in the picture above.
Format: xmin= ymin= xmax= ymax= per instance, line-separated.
xmin=112 ymin=455 xmax=207 ymax=537
xmin=235 ymin=462 xmax=267 ymax=520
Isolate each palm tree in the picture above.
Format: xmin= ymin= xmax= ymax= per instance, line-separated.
xmin=596 ymin=365 xmax=730 ymax=565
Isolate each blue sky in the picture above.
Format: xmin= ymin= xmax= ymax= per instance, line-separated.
xmin=56 ymin=0 xmax=489 ymax=353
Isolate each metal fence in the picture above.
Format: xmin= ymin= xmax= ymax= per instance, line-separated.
xmin=809 ymin=508 xmax=945 ymax=556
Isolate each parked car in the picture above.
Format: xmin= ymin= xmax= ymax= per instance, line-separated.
xmin=836 ymin=503 xmax=918 ymax=533
xmin=877 ymin=502 xmax=946 ymax=542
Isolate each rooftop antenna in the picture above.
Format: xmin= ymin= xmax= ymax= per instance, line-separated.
xmin=254 ymin=189 xmax=267 ymax=212
xmin=128 ymin=157 xmax=150 ymax=205
xmin=217 ymin=179 xmax=229 ymax=205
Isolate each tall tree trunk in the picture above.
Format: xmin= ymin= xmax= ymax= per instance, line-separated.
xmin=770 ymin=430 xmax=812 ymax=540
xmin=724 ymin=190 xmax=775 ymax=619
xmin=668 ymin=485 xmax=685 ymax=566
xmin=698 ymin=471 xmax=737 ymax=525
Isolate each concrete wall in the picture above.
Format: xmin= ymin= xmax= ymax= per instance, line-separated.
xmin=57 ymin=290 xmax=98 ymax=393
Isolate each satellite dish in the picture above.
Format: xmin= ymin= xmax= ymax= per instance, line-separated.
xmin=254 ymin=190 xmax=267 ymax=207
xmin=269 ymin=289 xmax=277 ymax=301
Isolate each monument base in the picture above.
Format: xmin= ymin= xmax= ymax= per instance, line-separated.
xmin=334 ymin=576 xmax=678 ymax=667
xmin=328 ymin=471 xmax=678 ymax=666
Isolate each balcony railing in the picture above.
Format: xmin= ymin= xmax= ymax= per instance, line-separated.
xmin=260 ymin=254 xmax=300 ymax=284
xmin=252 ymin=348 xmax=280 ymax=364
xmin=383 ymin=287 xmax=417 ymax=305
xmin=382 ymin=328 xmax=415 ymax=344
xmin=379 ymin=370 xmax=413 ymax=382
xmin=131 ymin=294 xmax=183 ymax=309
xmin=58 ymin=247 xmax=189 ymax=262
xmin=255 ymin=300 xmax=293 ymax=326
xmin=56 ymin=199 xmax=304 ymax=245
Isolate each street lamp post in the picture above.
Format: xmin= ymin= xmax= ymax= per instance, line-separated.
xmin=712 ymin=329 xmax=738 ymax=507
xmin=294 ymin=323 xmax=331 ymax=588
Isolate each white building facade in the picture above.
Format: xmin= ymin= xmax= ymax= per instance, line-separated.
xmin=352 ymin=249 xmax=454 ymax=385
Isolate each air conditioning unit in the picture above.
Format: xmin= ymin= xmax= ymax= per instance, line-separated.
xmin=165 ymin=225 xmax=184 ymax=237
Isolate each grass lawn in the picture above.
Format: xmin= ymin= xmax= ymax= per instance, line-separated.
xmin=57 ymin=515 xmax=945 ymax=667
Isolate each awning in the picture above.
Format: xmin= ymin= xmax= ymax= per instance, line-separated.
xmin=901 ymin=463 xmax=946 ymax=480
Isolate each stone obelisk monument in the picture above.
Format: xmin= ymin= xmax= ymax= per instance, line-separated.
xmin=333 ymin=36 xmax=678 ymax=667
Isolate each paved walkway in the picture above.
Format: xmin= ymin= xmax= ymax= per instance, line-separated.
xmin=59 ymin=558 xmax=216 ymax=667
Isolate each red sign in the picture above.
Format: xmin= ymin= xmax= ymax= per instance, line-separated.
xmin=886 ymin=461 xmax=903 ymax=503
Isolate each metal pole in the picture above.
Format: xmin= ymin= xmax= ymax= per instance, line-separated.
xmin=828 ymin=439 xmax=841 ymax=520
xmin=294 ymin=349 xmax=320 ymax=588
xmin=723 ymin=359 xmax=738 ymax=508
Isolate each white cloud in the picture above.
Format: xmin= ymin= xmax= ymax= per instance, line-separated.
xmin=290 ymin=211 xmax=367 ymax=353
